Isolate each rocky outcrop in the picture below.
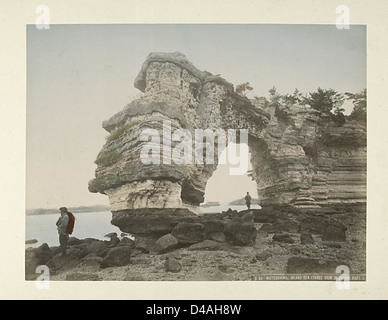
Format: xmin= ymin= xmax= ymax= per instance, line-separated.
xmin=249 ymin=103 xmax=366 ymax=207
xmin=88 ymin=52 xmax=366 ymax=233
xmin=88 ymin=52 xmax=270 ymax=219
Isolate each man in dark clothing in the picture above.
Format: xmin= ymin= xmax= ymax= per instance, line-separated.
xmin=245 ymin=192 xmax=252 ymax=210
xmin=56 ymin=207 xmax=70 ymax=256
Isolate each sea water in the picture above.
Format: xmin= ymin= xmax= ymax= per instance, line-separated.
xmin=25 ymin=205 xmax=261 ymax=248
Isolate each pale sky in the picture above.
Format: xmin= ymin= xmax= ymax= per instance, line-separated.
xmin=26 ymin=24 xmax=366 ymax=209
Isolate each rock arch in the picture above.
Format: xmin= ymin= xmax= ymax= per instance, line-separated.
xmin=88 ymin=52 xmax=366 ymax=232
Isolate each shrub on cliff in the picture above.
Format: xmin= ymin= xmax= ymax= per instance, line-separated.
xmin=304 ymin=88 xmax=345 ymax=115
xmin=95 ymin=150 xmax=120 ymax=167
xmin=346 ymin=89 xmax=366 ymax=124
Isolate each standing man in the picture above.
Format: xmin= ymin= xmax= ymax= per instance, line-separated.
xmin=56 ymin=207 xmax=71 ymax=257
xmin=245 ymin=192 xmax=252 ymax=210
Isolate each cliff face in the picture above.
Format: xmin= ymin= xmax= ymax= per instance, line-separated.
xmin=88 ymin=52 xmax=270 ymax=213
xmin=249 ymin=103 xmax=366 ymax=207
xmin=89 ymin=52 xmax=366 ymax=230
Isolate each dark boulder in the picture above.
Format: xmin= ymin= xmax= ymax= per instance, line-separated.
xmin=100 ymin=246 xmax=132 ymax=269
xmin=252 ymin=209 xmax=277 ymax=223
xmin=202 ymin=220 xmax=226 ymax=234
xmin=172 ymin=222 xmax=206 ymax=245
xmin=322 ymin=220 xmax=347 ymax=242
xmin=46 ymin=248 xmax=82 ymax=273
xmin=298 ymin=215 xmax=327 ymax=235
xmin=25 ymin=239 xmax=38 ymax=245
xmin=82 ymin=240 xmax=109 ymax=257
xmin=272 ymin=233 xmax=295 ymax=244
xmin=108 ymin=236 xmax=120 ymax=248
xmin=300 ymin=233 xmax=315 ymax=245
xmin=104 ymin=232 xmax=118 ymax=239
xmin=134 ymin=238 xmax=151 ymax=253
xmin=188 ymin=240 xmax=226 ymax=251
xmin=25 ymin=243 xmax=52 ymax=275
xmin=224 ymin=218 xmax=257 ymax=246
xmin=164 ymin=256 xmax=182 ymax=273
xmin=68 ymin=237 xmax=83 ymax=246
xmin=209 ymin=232 xmax=226 ymax=243
xmin=156 ymin=234 xmax=179 ymax=253
xmin=118 ymin=237 xmax=136 ymax=248
xmin=111 ymin=208 xmax=199 ymax=236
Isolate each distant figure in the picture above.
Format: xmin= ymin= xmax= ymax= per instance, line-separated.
xmin=56 ymin=207 xmax=75 ymax=257
xmin=245 ymin=192 xmax=252 ymax=210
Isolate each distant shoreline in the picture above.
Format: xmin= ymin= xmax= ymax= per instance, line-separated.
xmin=26 ymin=205 xmax=111 ymax=216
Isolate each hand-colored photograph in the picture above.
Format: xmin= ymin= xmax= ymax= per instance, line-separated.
xmin=26 ymin=24 xmax=366 ymax=281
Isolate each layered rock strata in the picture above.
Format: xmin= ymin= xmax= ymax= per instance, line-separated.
xmin=89 ymin=52 xmax=366 ymax=233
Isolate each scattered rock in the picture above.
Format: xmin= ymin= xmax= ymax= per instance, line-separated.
xmin=298 ymin=215 xmax=327 ymax=235
xmin=300 ymin=233 xmax=315 ymax=245
xmin=135 ymin=238 xmax=151 ymax=253
xmin=108 ymin=236 xmax=120 ymax=248
xmin=25 ymin=239 xmax=38 ymax=245
xmin=252 ymin=208 xmax=277 ymax=223
xmin=278 ymin=219 xmax=300 ymax=233
xmin=104 ymin=232 xmax=118 ymax=239
xmin=156 ymin=234 xmax=179 ymax=253
xmin=164 ymin=256 xmax=182 ymax=273
xmin=241 ymin=212 xmax=254 ymax=222
xmin=259 ymin=219 xmax=299 ymax=234
xmin=65 ymin=273 xmax=100 ymax=281
xmin=172 ymin=222 xmax=206 ymax=245
xmin=123 ymin=272 xmax=145 ymax=281
xmin=322 ymin=220 xmax=347 ymax=242
xmin=100 ymin=246 xmax=132 ymax=269
xmin=224 ymin=218 xmax=257 ymax=246
xmin=272 ymin=233 xmax=295 ymax=244
xmin=255 ymin=251 xmax=272 ymax=261
xmin=117 ymin=237 xmax=136 ymax=248
xmin=287 ymin=257 xmax=346 ymax=274
xmin=323 ymin=242 xmax=342 ymax=249
xmin=209 ymin=232 xmax=226 ymax=243
xmin=82 ymin=241 xmax=109 ymax=257
xmin=202 ymin=220 xmax=225 ymax=234
xmin=49 ymin=246 xmax=61 ymax=256
xmin=121 ymin=232 xmax=131 ymax=237
xmin=130 ymin=256 xmax=151 ymax=265
xmin=46 ymin=248 xmax=82 ymax=273
xmin=81 ymin=255 xmax=103 ymax=268
xmin=25 ymin=243 xmax=52 ymax=274
xmin=83 ymin=238 xmax=100 ymax=244
xmin=68 ymin=237 xmax=83 ymax=246
xmin=188 ymin=240 xmax=225 ymax=251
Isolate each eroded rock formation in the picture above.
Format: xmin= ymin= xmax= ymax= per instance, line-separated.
xmin=88 ymin=52 xmax=366 ymax=233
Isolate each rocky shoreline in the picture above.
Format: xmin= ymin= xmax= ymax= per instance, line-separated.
xmin=26 ymin=205 xmax=366 ymax=281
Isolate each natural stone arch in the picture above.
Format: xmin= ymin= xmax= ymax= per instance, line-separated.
xmin=88 ymin=52 xmax=366 ymax=232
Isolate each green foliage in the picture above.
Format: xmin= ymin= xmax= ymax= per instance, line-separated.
xmin=346 ymin=89 xmax=366 ymax=123
xmin=253 ymin=96 xmax=269 ymax=107
xmin=106 ymin=127 xmax=125 ymax=142
xmin=304 ymin=88 xmax=344 ymax=114
xmin=268 ymin=86 xmax=281 ymax=103
xmin=106 ymin=120 xmax=142 ymax=142
xmin=282 ymin=89 xmax=305 ymax=106
xmin=331 ymin=107 xmax=346 ymax=126
xmin=95 ymin=150 xmax=121 ymax=167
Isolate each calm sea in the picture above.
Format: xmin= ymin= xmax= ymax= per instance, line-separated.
xmin=25 ymin=205 xmax=261 ymax=248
